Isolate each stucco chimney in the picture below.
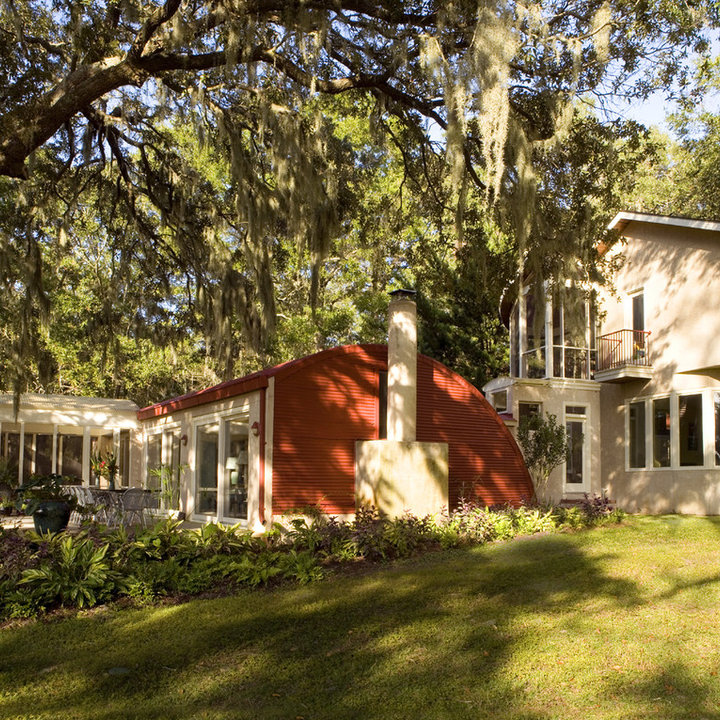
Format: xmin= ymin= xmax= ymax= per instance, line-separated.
xmin=387 ymin=289 xmax=417 ymax=442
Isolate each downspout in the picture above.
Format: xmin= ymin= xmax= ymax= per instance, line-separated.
xmin=258 ymin=386 xmax=266 ymax=525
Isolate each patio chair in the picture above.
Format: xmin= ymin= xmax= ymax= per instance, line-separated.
xmin=92 ymin=489 xmax=123 ymax=527
xmin=121 ymin=488 xmax=150 ymax=528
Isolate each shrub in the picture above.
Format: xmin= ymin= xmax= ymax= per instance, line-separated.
xmin=517 ymin=412 xmax=570 ymax=502
xmin=19 ymin=536 xmax=125 ymax=609
xmin=0 ymin=499 xmax=622 ymax=622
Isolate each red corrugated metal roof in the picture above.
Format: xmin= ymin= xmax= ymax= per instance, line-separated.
xmin=137 ymin=344 xmax=388 ymax=421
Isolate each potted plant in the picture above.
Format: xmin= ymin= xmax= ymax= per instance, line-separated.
xmin=149 ymin=463 xmax=187 ymax=520
xmin=90 ymin=450 xmax=119 ymax=490
xmin=16 ymin=473 xmax=78 ymax=533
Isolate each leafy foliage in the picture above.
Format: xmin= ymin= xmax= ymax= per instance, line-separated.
xmin=0 ymin=0 xmax=716 ymax=401
xmin=0 ymin=500 xmax=625 ymax=621
xmin=517 ymin=412 xmax=570 ymax=501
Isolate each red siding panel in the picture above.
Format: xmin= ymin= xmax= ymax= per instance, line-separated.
xmin=270 ymin=344 xmax=532 ymax=514
xmin=272 ymin=347 xmax=385 ymax=514
xmin=416 ymin=357 xmax=533 ymax=507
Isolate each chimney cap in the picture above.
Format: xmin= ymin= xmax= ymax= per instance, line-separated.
xmin=389 ymin=288 xmax=417 ymax=300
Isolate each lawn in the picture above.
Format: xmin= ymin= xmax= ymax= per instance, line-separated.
xmin=2 ymin=515 xmax=720 ymax=720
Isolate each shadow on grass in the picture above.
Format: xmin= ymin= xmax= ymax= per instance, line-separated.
xmin=1 ymin=526 xmax=719 ymax=719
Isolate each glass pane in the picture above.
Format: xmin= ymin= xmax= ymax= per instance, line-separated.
xmin=23 ymin=434 xmax=33 ymax=481
xmin=653 ymin=398 xmax=671 ymax=468
xmin=564 ymin=348 xmax=588 ymax=379
xmin=35 ymin=434 xmax=53 ymax=476
xmin=145 ymin=434 xmax=162 ymax=490
xmin=518 ymin=403 xmax=541 ymax=421
xmin=633 ymin=293 xmax=644 ymax=333
xmin=492 ymin=390 xmax=507 ymax=413
xmin=629 ymin=402 xmax=646 ymax=469
xmin=715 ymin=392 xmax=720 ymax=467
xmin=564 ymin=293 xmax=586 ymax=348
xmin=679 ymin=394 xmax=703 ymax=467
xmin=224 ymin=420 xmax=248 ymax=520
xmin=566 ymin=420 xmax=584 ymax=484
xmin=522 ymin=347 xmax=545 ymax=378
xmin=1 ymin=432 xmax=20 ymax=484
xmin=525 ymin=292 xmax=544 ymax=349
xmin=196 ymin=424 xmax=218 ymax=514
xmin=160 ymin=429 xmax=183 ymax=510
xmin=119 ymin=430 xmax=130 ymax=487
xmin=58 ymin=434 xmax=83 ymax=483
xmin=90 ymin=432 xmax=115 ymax=486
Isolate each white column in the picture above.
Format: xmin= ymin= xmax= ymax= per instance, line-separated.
xmin=545 ymin=296 xmax=553 ymax=378
xmin=703 ymin=389 xmax=715 ymax=468
xmin=18 ymin=422 xmax=25 ymax=482
xmin=51 ymin=424 xmax=58 ymax=474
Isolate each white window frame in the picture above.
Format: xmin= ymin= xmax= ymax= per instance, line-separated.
xmin=144 ymin=422 xmax=183 ymax=506
xmin=189 ymin=402 xmax=253 ymax=526
xmin=625 ymin=389 xmax=717 ymax=471
xmin=563 ymin=403 xmax=591 ymax=493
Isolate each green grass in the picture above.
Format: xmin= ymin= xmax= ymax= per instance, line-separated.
xmin=2 ymin=515 xmax=720 ymax=719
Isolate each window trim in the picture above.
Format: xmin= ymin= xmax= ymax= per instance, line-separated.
xmin=189 ymin=402 xmax=253 ymax=525
xmin=563 ymin=402 xmax=590 ymax=492
xmin=625 ymin=389 xmax=717 ymax=471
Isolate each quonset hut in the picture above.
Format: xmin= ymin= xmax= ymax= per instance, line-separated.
xmin=139 ymin=293 xmax=533 ymax=529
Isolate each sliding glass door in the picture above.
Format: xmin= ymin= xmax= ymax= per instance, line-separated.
xmin=194 ymin=413 xmax=250 ymax=522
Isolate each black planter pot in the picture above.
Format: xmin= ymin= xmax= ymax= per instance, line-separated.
xmin=33 ymin=501 xmax=72 ymax=534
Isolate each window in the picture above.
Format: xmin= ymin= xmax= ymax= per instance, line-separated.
xmin=196 ymin=423 xmax=219 ymax=514
xmin=224 ymin=420 xmax=249 ymax=520
xmin=492 ymin=390 xmax=508 ymax=413
xmin=518 ymin=402 xmax=541 ymax=422
xmin=522 ymin=292 xmax=546 ymax=378
xmin=679 ymin=394 xmax=703 ymax=467
xmin=565 ymin=405 xmax=587 ymax=486
xmin=632 ymin=292 xmax=644 ymax=333
xmin=35 ymin=434 xmax=53 ymax=476
xmin=57 ymin=433 xmax=83 ymax=482
xmin=1 ymin=432 xmax=20 ymax=483
xmin=194 ymin=413 xmax=250 ymax=521
xmin=146 ymin=433 xmax=162 ymax=490
xmin=118 ymin=430 xmax=131 ymax=488
xmin=653 ymin=398 xmax=671 ymax=467
xmin=378 ymin=371 xmax=388 ymax=439
xmin=628 ymin=402 xmax=646 ymax=469
xmin=629 ymin=392 xmax=717 ymax=470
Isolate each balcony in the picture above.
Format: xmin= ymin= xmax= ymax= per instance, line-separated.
xmin=595 ymin=329 xmax=653 ymax=383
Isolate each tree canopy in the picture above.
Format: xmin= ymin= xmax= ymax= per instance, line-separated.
xmin=0 ymin=0 xmax=717 ymax=402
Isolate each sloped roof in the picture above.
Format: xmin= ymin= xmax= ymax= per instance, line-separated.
xmin=608 ymin=211 xmax=720 ymax=235
xmin=138 ymin=344 xmax=387 ymax=421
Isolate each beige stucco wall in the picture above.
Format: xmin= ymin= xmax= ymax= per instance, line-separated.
xmin=484 ymin=377 xmax=602 ymax=503
xmin=601 ymin=223 xmax=720 ymax=381
xmin=141 ymin=390 xmax=263 ymax=528
xmin=355 ymin=440 xmax=448 ymax=517
xmin=600 ymin=378 xmax=720 ymax=515
xmin=598 ymin=220 xmax=720 ymax=514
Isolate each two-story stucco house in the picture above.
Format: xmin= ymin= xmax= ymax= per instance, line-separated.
xmin=484 ymin=211 xmax=720 ymax=515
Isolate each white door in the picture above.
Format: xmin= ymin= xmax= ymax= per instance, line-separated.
xmin=564 ymin=406 xmax=590 ymax=493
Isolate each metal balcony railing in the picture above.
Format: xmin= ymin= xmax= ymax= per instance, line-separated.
xmin=598 ymin=329 xmax=651 ymax=372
